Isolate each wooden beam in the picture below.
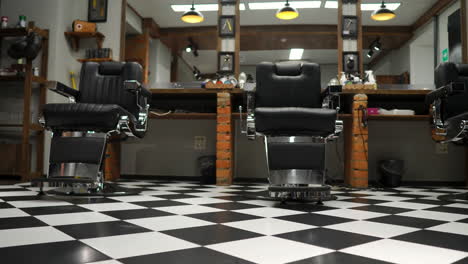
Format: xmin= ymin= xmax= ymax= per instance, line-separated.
xmin=143 ymin=18 xmax=161 ymax=38
xmin=127 ymin=3 xmax=143 ymax=20
xmin=412 ymin=0 xmax=457 ymax=31
xmin=160 ymin=25 xmax=411 ymax=52
xmin=337 ymin=1 xmax=343 ymax=73
xmin=235 ymin=0 xmax=241 ymax=77
xmin=120 ymin=0 xmax=127 ymax=61
xmin=357 ymin=0 xmax=363 ymax=77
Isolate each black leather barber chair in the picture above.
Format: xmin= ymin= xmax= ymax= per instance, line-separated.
xmin=426 ymin=62 xmax=468 ymax=144
xmin=33 ymin=62 xmax=150 ymax=195
xmin=241 ymin=62 xmax=343 ymax=203
xmin=426 ymin=62 xmax=468 ymax=203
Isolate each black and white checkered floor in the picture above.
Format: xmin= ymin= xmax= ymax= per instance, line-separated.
xmin=1 ymin=180 xmax=468 ymax=264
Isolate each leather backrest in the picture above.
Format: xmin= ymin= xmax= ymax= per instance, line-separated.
xmin=256 ymin=62 xmax=321 ymax=108
xmin=79 ymin=62 xmax=143 ymax=118
xmin=435 ymin=62 xmax=468 ymax=118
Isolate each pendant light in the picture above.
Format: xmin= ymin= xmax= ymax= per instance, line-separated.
xmin=276 ymin=0 xmax=299 ymax=20
xmin=181 ymin=0 xmax=204 ymax=24
xmin=371 ymin=1 xmax=396 ymax=21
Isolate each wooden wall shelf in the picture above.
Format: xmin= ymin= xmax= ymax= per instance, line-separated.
xmin=150 ymin=88 xmax=243 ymax=95
xmin=0 ymin=22 xmax=49 ymax=182
xmin=368 ymin=115 xmax=431 ymax=121
xmin=77 ymin=58 xmax=113 ymax=63
xmin=64 ymin=31 xmax=105 ymax=51
xmin=0 ymin=76 xmax=47 ymax=84
xmin=341 ymin=89 xmax=432 ymax=95
xmin=149 ymin=112 xmax=216 ymax=120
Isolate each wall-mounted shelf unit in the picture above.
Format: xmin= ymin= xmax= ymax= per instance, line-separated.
xmin=64 ymin=31 xmax=105 ymax=51
xmin=77 ymin=58 xmax=113 ymax=63
xmin=0 ymin=22 xmax=49 ymax=181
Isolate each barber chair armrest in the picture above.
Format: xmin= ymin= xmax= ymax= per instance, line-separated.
xmin=426 ymin=82 xmax=466 ymax=105
xmin=124 ymin=80 xmax=152 ymax=99
xmin=46 ymin=81 xmax=80 ymax=102
xmin=240 ymin=86 xmax=256 ymax=140
xmin=322 ymin=85 xmax=342 ymax=111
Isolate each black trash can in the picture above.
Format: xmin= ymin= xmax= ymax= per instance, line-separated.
xmin=379 ymin=160 xmax=404 ymax=188
xmin=198 ymin=155 xmax=216 ymax=184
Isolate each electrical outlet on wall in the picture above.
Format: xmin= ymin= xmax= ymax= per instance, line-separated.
xmin=435 ymin=143 xmax=449 ymax=154
xmin=194 ymin=136 xmax=206 ymax=151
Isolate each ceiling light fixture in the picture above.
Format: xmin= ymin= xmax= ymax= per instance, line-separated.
xmin=371 ymin=38 xmax=382 ymax=51
xmin=181 ymin=0 xmax=204 ymax=24
xmin=289 ymin=48 xmax=304 ymax=60
xmin=277 ymin=0 xmax=300 ymax=20
xmin=323 ymin=1 xmax=400 ymax=11
xmin=249 ymin=1 xmax=321 ymax=10
xmin=371 ymin=1 xmax=396 ymax=21
xmin=185 ymin=38 xmax=199 ymax=57
xmin=367 ymin=50 xmax=374 ymax=58
xmin=171 ymin=3 xmax=246 ymax=12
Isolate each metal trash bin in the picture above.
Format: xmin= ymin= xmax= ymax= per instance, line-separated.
xmin=379 ymin=160 xmax=404 ymax=188
xmin=198 ymin=155 xmax=216 ymax=184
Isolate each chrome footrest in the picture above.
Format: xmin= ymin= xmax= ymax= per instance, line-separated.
xmin=268 ymin=185 xmax=333 ymax=201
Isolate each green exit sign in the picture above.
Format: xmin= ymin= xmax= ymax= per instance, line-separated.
xmin=442 ymin=48 xmax=449 ymax=62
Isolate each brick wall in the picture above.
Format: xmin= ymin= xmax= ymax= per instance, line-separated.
xmin=350 ymin=94 xmax=369 ymax=188
xmin=216 ymin=92 xmax=233 ymax=185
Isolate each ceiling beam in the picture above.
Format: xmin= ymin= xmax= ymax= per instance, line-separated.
xmin=412 ymin=0 xmax=457 ymax=31
xmin=142 ymin=18 xmax=161 ymax=38
xmin=159 ymin=25 xmax=412 ymax=51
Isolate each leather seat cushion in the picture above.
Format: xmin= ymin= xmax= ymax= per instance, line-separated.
xmin=255 ymin=107 xmax=337 ymax=136
xmin=43 ymin=103 xmax=131 ymax=132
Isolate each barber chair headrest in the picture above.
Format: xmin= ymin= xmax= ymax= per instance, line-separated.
xmin=8 ymin=32 xmax=42 ymax=60
xmin=98 ymin=62 xmax=125 ymax=75
xmin=456 ymin=64 xmax=468 ymax=76
xmin=275 ymin=63 xmax=303 ymax=76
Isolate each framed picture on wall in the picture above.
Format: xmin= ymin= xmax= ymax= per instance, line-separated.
xmin=342 ymin=16 xmax=358 ymax=38
xmin=218 ymin=52 xmax=235 ymax=73
xmin=88 ymin=0 xmax=108 ymax=22
xmin=219 ymin=16 xmax=236 ymax=37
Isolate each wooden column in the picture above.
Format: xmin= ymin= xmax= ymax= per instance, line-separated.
xmin=36 ymin=30 xmax=49 ymax=178
xmin=216 ymin=92 xmax=233 ymax=185
xmin=337 ymin=0 xmax=363 ymax=77
xmin=349 ymin=94 xmax=369 ymax=188
xmin=21 ymin=60 xmax=33 ymax=181
xmin=234 ymin=1 xmax=241 ymax=77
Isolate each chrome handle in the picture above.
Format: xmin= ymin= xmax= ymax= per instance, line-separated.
xmin=239 ymin=106 xmax=246 ymax=134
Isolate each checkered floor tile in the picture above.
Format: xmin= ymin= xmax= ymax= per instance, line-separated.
xmin=1 ymin=180 xmax=468 ymax=264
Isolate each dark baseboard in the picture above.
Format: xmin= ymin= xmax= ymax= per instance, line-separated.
xmin=120 ymin=175 xmax=202 ymax=181
xmin=119 ymin=175 xmax=467 ymax=187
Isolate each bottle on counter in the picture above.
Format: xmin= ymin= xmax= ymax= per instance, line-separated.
xmin=18 ymin=15 xmax=26 ymax=28
xmin=1 ymin=16 xmax=8 ymax=29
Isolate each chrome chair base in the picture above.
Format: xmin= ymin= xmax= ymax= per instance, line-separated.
xmin=269 ymin=184 xmax=334 ymax=202
xmin=39 ymin=182 xmax=140 ymax=197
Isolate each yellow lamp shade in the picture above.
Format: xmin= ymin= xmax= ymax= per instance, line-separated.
xmin=276 ymin=5 xmax=299 ymax=20
xmin=371 ymin=3 xmax=396 ymax=21
xmin=181 ymin=9 xmax=204 ymax=24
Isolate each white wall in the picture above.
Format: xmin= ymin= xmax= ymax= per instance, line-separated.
xmin=371 ymin=41 xmax=411 ymax=77
xmin=371 ymin=20 xmax=434 ymax=87
xmin=154 ymin=40 xmax=171 ymax=84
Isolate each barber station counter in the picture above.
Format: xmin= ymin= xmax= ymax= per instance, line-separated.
xmin=143 ymin=86 xmax=437 ymax=187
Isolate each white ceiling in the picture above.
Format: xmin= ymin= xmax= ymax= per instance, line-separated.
xmin=182 ymin=49 xmax=372 ymax=73
xmin=128 ymin=0 xmax=439 ymax=28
